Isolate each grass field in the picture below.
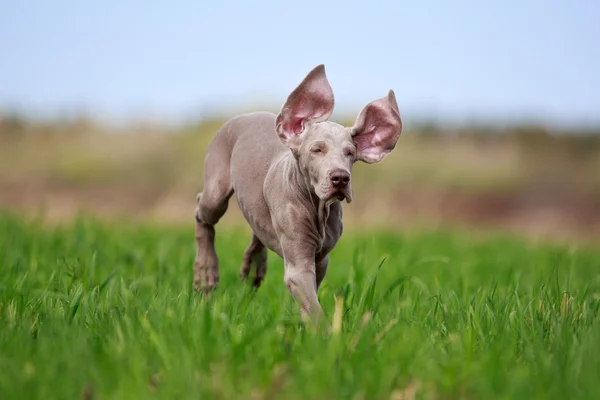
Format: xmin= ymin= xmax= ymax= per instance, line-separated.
xmin=1 ymin=214 xmax=600 ymax=399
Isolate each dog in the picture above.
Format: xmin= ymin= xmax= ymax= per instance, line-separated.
xmin=193 ymin=64 xmax=402 ymax=325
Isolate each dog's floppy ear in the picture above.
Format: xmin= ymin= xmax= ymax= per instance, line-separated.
xmin=275 ymin=64 xmax=335 ymax=148
xmin=351 ymin=90 xmax=402 ymax=164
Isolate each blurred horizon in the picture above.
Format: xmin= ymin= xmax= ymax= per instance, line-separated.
xmin=1 ymin=1 xmax=599 ymax=244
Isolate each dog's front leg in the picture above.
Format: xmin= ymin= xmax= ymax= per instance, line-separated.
xmin=280 ymin=240 xmax=329 ymax=329
xmin=284 ymin=262 xmax=322 ymax=320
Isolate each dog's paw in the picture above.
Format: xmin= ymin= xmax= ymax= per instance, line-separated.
xmin=239 ymin=262 xmax=251 ymax=282
xmin=239 ymin=260 xmax=266 ymax=289
xmin=194 ymin=257 xmax=219 ymax=295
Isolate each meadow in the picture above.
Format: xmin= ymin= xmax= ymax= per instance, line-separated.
xmin=1 ymin=213 xmax=600 ymax=399
xmin=1 ymin=112 xmax=600 ymax=399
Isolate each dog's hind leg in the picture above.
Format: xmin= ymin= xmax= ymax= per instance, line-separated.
xmin=240 ymin=234 xmax=268 ymax=288
xmin=194 ymin=146 xmax=234 ymax=295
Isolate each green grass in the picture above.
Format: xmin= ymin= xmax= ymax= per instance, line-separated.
xmin=1 ymin=214 xmax=600 ymax=399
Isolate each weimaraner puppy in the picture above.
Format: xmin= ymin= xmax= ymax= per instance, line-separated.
xmin=194 ymin=64 xmax=402 ymax=325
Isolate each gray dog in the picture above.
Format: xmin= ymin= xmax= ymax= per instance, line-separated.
xmin=194 ymin=64 xmax=403 ymax=325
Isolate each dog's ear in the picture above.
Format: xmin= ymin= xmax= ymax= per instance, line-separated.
xmin=275 ymin=64 xmax=335 ymax=149
xmin=351 ymin=90 xmax=402 ymax=164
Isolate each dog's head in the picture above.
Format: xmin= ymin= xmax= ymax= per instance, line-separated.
xmin=275 ymin=64 xmax=403 ymax=203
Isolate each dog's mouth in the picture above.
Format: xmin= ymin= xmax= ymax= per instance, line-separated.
xmin=325 ymin=187 xmax=353 ymax=204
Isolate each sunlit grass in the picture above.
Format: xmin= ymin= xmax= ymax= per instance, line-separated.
xmin=1 ymin=214 xmax=599 ymax=399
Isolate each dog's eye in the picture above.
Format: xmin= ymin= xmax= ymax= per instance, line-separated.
xmin=311 ymin=146 xmax=325 ymax=154
xmin=345 ymin=149 xmax=356 ymax=157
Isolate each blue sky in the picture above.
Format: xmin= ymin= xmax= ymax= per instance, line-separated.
xmin=1 ymin=0 xmax=599 ymax=127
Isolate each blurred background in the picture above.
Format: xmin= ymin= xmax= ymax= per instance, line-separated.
xmin=1 ymin=0 xmax=599 ymax=242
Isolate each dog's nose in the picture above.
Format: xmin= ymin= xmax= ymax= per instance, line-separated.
xmin=330 ymin=169 xmax=350 ymax=188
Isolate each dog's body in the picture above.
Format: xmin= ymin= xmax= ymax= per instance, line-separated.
xmin=194 ymin=65 xmax=402 ymax=324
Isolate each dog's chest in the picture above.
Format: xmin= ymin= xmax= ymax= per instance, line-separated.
xmin=316 ymin=202 xmax=344 ymax=257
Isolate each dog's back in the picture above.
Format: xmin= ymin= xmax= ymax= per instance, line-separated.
xmin=201 ymin=111 xmax=286 ymax=248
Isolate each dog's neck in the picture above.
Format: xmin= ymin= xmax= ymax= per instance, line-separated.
xmin=281 ymin=151 xmax=337 ymax=241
